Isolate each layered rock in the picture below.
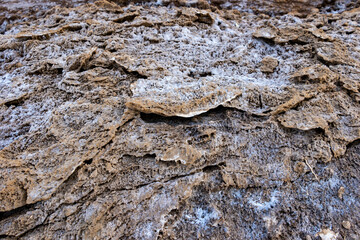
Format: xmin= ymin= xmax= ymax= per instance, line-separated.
xmin=0 ymin=0 xmax=359 ymax=239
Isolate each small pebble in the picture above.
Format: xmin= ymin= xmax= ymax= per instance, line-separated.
xmin=338 ymin=186 xmax=345 ymax=199
xmin=342 ymin=220 xmax=351 ymax=230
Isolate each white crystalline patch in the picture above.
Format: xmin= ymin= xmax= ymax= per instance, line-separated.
xmin=142 ymin=222 xmax=154 ymax=239
xmin=0 ymin=73 xmax=33 ymax=102
xmin=316 ymin=229 xmax=338 ymax=240
xmin=263 ymin=216 xmax=278 ymax=230
xmin=84 ymin=203 xmax=100 ymax=222
xmin=0 ymin=73 xmax=12 ymax=86
xmin=188 ymin=207 xmax=220 ymax=229
xmin=248 ymin=191 xmax=279 ymax=211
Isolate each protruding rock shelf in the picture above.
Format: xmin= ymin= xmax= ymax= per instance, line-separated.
xmin=0 ymin=0 xmax=359 ymax=239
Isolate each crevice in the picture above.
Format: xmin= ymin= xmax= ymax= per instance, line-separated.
xmin=311 ymin=127 xmax=326 ymax=135
xmin=112 ymin=13 xmax=139 ymax=23
xmin=122 ymin=153 xmax=157 ymax=160
xmin=317 ymin=56 xmax=332 ymax=67
xmin=0 ymin=202 xmax=39 ymax=221
xmin=139 ymin=105 xmax=269 ymax=126
xmin=202 ymin=162 xmax=226 ymax=173
xmin=124 ymin=69 xmax=148 ymax=79
xmin=163 ymin=172 xmax=198 ymax=184
xmin=140 ymin=112 xmax=194 ymax=125
xmin=157 ymin=160 xmax=177 ymax=167
xmin=15 ymin=221 xmax=47 ymax=239
xmin=4 ymin=98 xmax=26 ymax=107
xmin=288 ymin=39 xmax=309 ymax=45
xmin=188 ymin=70 xmax=213 ymax=78
xmin=102 ymin=139 xmax=113 ymax=149
xmin=114 ymin=62 xmax=148 ymax=79
xmin=110 ymin=161 xmax=226 ymax=193
xmin=84 ymin=158 xmax=93 ymax=165
xmin=144 ymin=153 xmax=156 ymax=158
xmin=345 ymin=138 xmax=360 ymax=152
xmin=0 ymin=234 xmax=13 ymax=239
xmin=258 ymin=94 xmax=263 ymax=109
xmin=140 ymin=105 xmax=229 ymax=124
xmin=114 ymin=172 xmax=198 ymax=193
xmin=2 ymin=94 xmax=29 ymax=107
xmin=254 ymin=37 xmax=276 ymax=46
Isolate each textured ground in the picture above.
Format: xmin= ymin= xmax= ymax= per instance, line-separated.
xmin=0 ymin=0 xmax=360 ymax=239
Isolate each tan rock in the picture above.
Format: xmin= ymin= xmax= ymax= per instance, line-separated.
xmin=260 ymin=56 xmax=278 ymax=73
xmin=160 ymin=144 xmax=202 ymax=165
xmin=338 ymin=186 xmax=345 ymax=199
xmin=0 ymin=0 xmax=359 ymax=239
xmin=316 ymin=42 xmax=359 ymax=66
xmin=126 ymin=76 xmax=243 ymax=117
xmin=342 ymin=220 xmax=351 ymax=229
xmin=290 ymin=64 xmax=338 ymax=84
xmin=253 ymin=26 xmax=277 ymax=40
xmin=316 ymin=229 xmax=338 ymax=240
xmin=294 ymin=161 xmax=307 ymax=174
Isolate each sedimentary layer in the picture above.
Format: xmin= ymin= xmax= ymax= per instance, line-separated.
xmin=0 ymin=0 xmax=359 ymax=239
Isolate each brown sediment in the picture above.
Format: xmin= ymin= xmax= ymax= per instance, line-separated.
xmin=0 ymin=0 xmax=359 ymax=239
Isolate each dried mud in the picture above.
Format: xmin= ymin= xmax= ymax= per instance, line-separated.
xmin=0 ymin=0 xmax=360 ymax=239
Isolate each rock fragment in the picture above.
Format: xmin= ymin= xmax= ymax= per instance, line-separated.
xmin=0 ymin=0 xmax=360 ymax=239
xmin=126 ymin=76 xmax=243 ymax=117
xmin=113 ymin=11 xmax=139 ymax=23
xmin=290 ymin=64 xmax=338 ymax=84
xmin=195 ymin=12 xmax=214 ymax=25
xmin=338 ymin=186 xmax=345 ymax=199
xmin=160 ymin=144 xmax=202 ymax=165
xmin=316 ymin=42 xmax=359 ymax=66
xmin=252 ymin=26 xmax=277 ymax=40
xmin=342 ymin=220 xmax=351 ymax=229
xmin=260 ymin=56 xmax=278 ymax=73
xmin=315 ymin=229 xmax=338 ymax=240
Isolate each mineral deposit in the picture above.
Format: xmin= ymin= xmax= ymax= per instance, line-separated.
xmin=0 ymin=0 xmax=359 ymax=239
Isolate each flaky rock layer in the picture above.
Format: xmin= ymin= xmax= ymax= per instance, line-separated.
xmin=0 ymin=0 xmax=359 ymax=239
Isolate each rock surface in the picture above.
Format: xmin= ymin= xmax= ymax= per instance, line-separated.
xmin=0 ymin=0 xmax=360 ymax=239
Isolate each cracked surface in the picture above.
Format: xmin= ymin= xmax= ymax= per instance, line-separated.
xmin=0 ymin=0 xmax=360 ymax=239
